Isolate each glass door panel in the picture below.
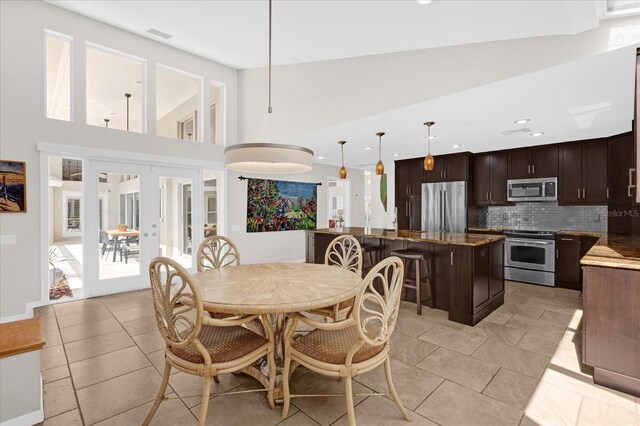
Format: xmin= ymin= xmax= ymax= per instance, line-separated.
xmin=157 ymin=174 xmax=194 ymax=269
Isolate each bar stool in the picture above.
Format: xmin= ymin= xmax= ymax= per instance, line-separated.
xmin=360 ymin=239 xmax=383 ymax=272
xmin=390 ymin=249 xmax=433 ymax=315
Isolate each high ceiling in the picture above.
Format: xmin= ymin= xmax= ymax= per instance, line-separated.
xmin=291 ymin=45 xmax=637 ymax=167
xmin=48 ymin=0 xmax=609 ymax=69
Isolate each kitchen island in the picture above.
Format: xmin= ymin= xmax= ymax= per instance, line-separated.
xmin=306 ymin=227 xmax=505 ymax=326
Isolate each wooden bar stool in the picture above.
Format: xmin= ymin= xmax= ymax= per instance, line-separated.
xmin=360 ymin=239 xmax=383 ymax=272
xmin=390 ymin=249 xmax=433 ymax=315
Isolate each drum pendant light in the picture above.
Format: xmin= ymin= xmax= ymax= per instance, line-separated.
xmin=338 ymin=140 xmax=347 ymax=179
xmin=375 ymin=132 xmax=385 ymax=175
xmin=224 ymin=0 xmax=313 ymax=174
xmin=423 ymin=121 xmax=435 ymax=171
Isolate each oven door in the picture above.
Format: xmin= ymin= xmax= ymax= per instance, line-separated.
xmin=505 ymin=238 xmax=555 ymax=272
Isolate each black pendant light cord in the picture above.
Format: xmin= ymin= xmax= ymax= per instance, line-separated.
xmin=268 ymin=0 xmax=272 ymax=114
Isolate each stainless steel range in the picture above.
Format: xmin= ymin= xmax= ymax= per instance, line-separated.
xmin=504 ymin=229 xmax=556 ymax=286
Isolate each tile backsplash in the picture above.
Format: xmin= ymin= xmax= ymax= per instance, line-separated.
xmin=477 ymin=203 xmax=608 ymax=232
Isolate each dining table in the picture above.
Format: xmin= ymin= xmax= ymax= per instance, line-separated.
xmin=190 ymin=262 xmax=362 ymax=401
xmin=106 ymin=229 xmax=140 ymax=262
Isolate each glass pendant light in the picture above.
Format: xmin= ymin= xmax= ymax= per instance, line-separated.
xmin=338 ymin=140 xmax=347 ymax=179
xmin=375 ymin=132 xmax=385 ymax=175
xmin=423 ymin=121 xmax=435 ymax=171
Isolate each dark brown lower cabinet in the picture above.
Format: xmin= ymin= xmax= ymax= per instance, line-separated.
xmin=555 ymin=234 xmax=600 ymax=291
xmin=583 ymin=265 xmax=640 ymax=397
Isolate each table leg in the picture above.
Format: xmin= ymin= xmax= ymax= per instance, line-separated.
xmin=112 ymin=236 xmax=119 ymax=262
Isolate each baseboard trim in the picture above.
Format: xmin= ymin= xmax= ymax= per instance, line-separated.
xmin=0 ymin=375 xmax=44 ymax=426
xmin=0 ymin=301 xmax=42 ymax=324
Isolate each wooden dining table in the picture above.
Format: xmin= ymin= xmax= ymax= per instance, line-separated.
xmin=106 ymin=229 xmax=140 ymax=262
xmin=191 ymin=262 xmax=362 ymax=401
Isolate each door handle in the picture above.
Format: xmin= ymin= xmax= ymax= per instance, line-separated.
xmin=532 ymin=164 xmax=535 ymax=175
xmin=577 ymin=188 xmax=581 ymax=199
xmin=450 ymin=251 xmax=454 ymax=266
xmin=489 ymin=191 xmax=492 ymax=201
xmin=528 ymin=165 xmax=531 ymax=174
xmin=629 ymin=168 xmax=636 ymax=197
xmin=152 ymin=232 xmax=157 ymax=237
xmin=606 ymin=188 xmax=610 ymax=199
xmin=556 ymin=249 xmax=559 ymax=259
xmin=486 ymin=192 xmax=489 ymax=200
xmin=561 ymin=237 xmax=575 ymax=241
xmin=143 ymin=232 xmax=149 ymax=237
xmin=582 ymin=188 xmax=586 ymax=199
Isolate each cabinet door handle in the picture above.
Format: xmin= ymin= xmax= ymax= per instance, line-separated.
xmin=444 ymin=170 xmax=447 ymax=180
xmin=527 ymin=165 xmax=531 ymax=174
xmin=556 ymin=249 xmax=559 ymax=259
xmin=490 ymin=191 xmax=493 ymax=200
xmin=606 ymin=188 xmax=610 ymax=199
xmin=450 ymin=251 xmax=454 ymax=266
xmin=486 ymin=192 xmax=489 ymax=200
xmin=532 ymin=164 xmax=535 ymax=175
xmin=582 ymin=188 xmax=586 ymax=199
xmin=561 ymin=237 xmax=574 ymax=241
xmin=577 ymin=188 xmax=581 ymax=199
xmin=406 ymin=202 xmax=409 ymax=217
xmin=629 ymin=168 xmax=636 ymax=198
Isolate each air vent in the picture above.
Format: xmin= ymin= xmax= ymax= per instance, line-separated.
xmin=146 ymin=28 xmax=172 ymax=39
xmin=501 ymin=128 xmax=532 ymax=136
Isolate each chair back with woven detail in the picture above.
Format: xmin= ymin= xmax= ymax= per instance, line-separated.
xmin=353 ymin=256 xmax=404 ymax=347
xmin=197 ymin=236 xmax=240 ymax=272
xmin=149 ymin=257 xmax=204 ymax=350
xmin=324 ymin=235 xmax=363 ymax=275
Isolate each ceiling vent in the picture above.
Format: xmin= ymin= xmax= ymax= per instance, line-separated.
xmin=501 ymin=128 xmax=532 ymax=136
xmin=146 ymin=28 xmax=172 ymax=39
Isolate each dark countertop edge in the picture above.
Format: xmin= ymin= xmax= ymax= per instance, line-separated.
xmin=309 ymin=228 xmax=505 ymax=247
xmin=580 ymin=233 xmax=640 ymax=271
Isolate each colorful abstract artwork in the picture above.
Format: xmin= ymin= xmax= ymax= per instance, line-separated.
xmin=246 ymin=178 xmax=317 ymax=232
xmin=0 ymin=160 xmax=26 ymax=213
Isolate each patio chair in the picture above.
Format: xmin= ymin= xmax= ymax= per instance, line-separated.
xmin=144 ymin=257 xmax=276 ymax=426
xmin=281 ymin=256 xmax=410 ymax=426
xmin=99 ymin=230 xmax=120 ymax=261
xmin=307 ymin=235 xmax=363 ymax=321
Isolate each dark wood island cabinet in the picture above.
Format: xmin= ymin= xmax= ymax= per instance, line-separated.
xmin=307 ymin=228 xmax=505 ymax=326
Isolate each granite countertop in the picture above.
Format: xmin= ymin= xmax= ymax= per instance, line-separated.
xmin=312 ymin=227 xmax=505 ymax=247
xmin=556 ymin=230 xmax=606 ymax=238
xmin=580 ymin=234 xmax=640 ymax=271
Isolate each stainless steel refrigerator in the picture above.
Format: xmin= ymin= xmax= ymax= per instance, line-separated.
xmin=421 ymin=181 xmax=467 ymax=233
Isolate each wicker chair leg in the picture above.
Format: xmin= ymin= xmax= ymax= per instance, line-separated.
xmin=197 ymin=375 xmax=212 ymax=426
xmin=213 ymin=375 xmax=220 ymax=384
xmin=384 ymin=358 xmax=411 ymax=422
xmin=142 ymin=361 xmax=171 ymax=426
xmin=267 ymin=349 xmax=276 ymax=410
xmin=281 ymin=356 xmax=292 ymax=419
xmin=344 ymin=376 xmax=356 ymax=426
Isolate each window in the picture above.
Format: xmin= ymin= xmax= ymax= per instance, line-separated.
xmin=62 ymin=159 xmax=82 ymax=181
xmin=66 ymin=198 xmax=81 ymax=232
xmin=119 ymin=191 xmax=140 ymax=229
xmin=86 ymin=44 xmax=145 ymax=132
xmin=45 ymin=31 xmax=72 ymax=121
xmin=157 ymin=66 xmax=202 ymax=141
xmin=209 ymin=83 xmax=223 ymax=144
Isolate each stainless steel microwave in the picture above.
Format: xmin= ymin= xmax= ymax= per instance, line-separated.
xmin=507 ymin=177 xmax=557 ymax=202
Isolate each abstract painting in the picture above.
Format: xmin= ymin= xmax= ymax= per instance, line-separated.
xmin=0 ymin=160 xmax=26 ymax=213
xmin=246 ymin=178 xmax=317 ymax=232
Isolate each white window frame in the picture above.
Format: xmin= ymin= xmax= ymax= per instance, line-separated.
xmin=44 ymin=29 xmax=74 ymax=122
xmin=85 ymin=41 xmax=148 ymax=133
xmin=156 ymin=64 xmax=204 ymax=143
xmin=62 ymin=191 xmax=108 ymax=237
xmin=209 ymin=79 xmax=227 ymax=146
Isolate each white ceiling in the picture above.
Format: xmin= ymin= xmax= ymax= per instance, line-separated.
xmin=292 ymin=45 xmax=637 ymax=167
xmin=48 ymin=0 xmax=606 ymax=69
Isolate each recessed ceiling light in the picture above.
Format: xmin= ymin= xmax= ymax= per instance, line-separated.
xmin=514 ymin=119 xmax=530 ymax=124
xmin=393 ymin=153 xmax=400 ymax=157
xmin=417 ymin=0 xmax=433 ymax=4
xmin=450 ymin=144 xmax=461 ymax=148
xmin=364 ymin=147 xmax=373 ymax=150
xmin=318 ymin=156 xmax=325 ymax=160
xmin=427 ymin=136 xmax=437 ymax=140
xmin=530 ymin=132 xmax=545 ymax=137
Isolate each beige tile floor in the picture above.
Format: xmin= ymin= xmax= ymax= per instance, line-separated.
xmin=35 ymin=281 xmax=640 ymax=425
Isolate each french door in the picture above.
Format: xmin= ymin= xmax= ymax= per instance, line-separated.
xmin=84 ymin=160 xmax=201 ymax=297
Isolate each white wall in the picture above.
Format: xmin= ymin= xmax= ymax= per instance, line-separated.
xmin=0 ymin=0 xmax=238 ymax=320
xmin=227 ymin=165 xmax=364 ymax=264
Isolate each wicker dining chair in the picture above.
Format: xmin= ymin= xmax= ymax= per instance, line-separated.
xmin=307 ymin=235 xmax=363 ymax=321
xmin=197 ymin=236 xmax=240 ymax=271
xmin=282 ymin=256 xmax=411 ymax=426
xmin=144 ymin=257 xmax=276 ymax=426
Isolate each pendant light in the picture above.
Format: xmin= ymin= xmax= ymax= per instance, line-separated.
xmin=423 ymin=121 xmax=435 ymax=171
xmin=338 ymin=140 xmax=347 ymax=179
xmin=224 ymin=0 xmax=313 ymax=174
xmin=375 ymin=132 xmax=385 ymax=175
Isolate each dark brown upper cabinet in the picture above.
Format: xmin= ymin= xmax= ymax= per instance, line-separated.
xmin=607 ymin=132 xmax=634 ymax=234
xmin=508 ymin=145 xmax=558 ymax=179
xmin=424 ymin=152 xmax=471 ymax=183
xmin=395 ymin=158 xmax=423 ymax=199
xmin=558 ymin=139 xmax=608 ymax=205
xmin=473 ymin=151 xmax=508 ymax=206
